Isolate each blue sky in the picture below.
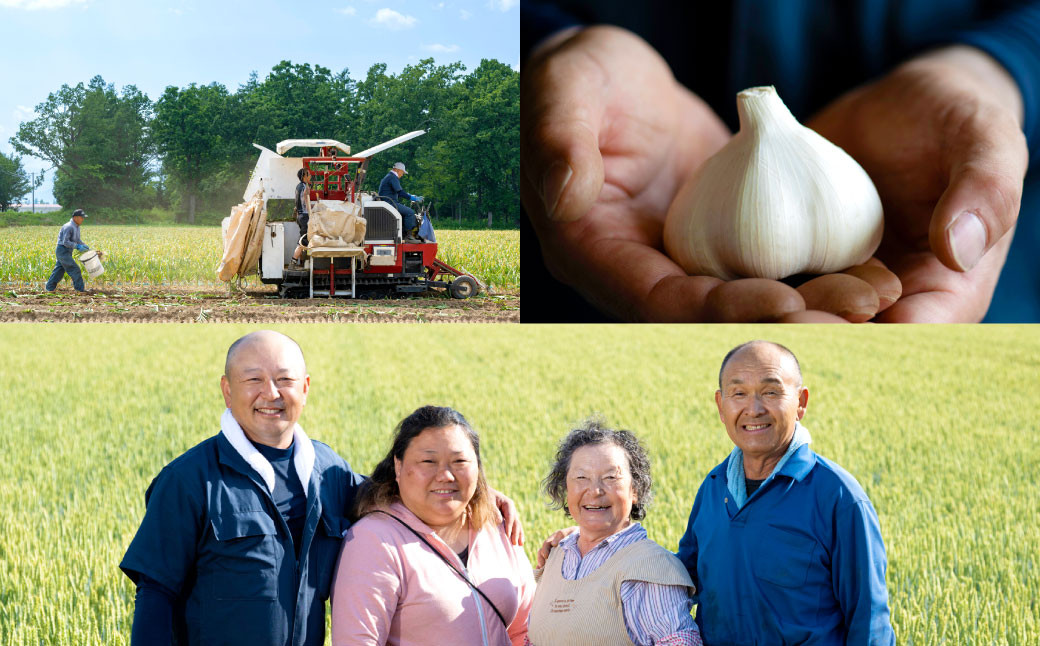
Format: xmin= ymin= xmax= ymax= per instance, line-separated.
xmin=0 ymin=0 xmax=519 ymax=203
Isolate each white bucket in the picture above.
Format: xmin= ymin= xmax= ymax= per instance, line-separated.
xmin=79 ymin=250 xmax=105 ymax=278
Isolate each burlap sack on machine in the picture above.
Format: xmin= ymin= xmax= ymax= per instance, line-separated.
xmin=218 ymin=191 xmax=266 ymax=282
xmin=306 ymin=200 xmax=367 ymax=249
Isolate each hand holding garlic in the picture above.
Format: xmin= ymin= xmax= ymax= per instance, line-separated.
xmin=808 ymin=45 xmax=1028 ymax=322
xmin=664 ymin=86 xmax=884 ymax=281
xmin=521 ymin=26 xmax=903 ymax=322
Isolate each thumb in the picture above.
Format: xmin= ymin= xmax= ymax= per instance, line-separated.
xmin=521 ymin=32 xmax=605 ymax=223
xmin=929 ymin=130 xmax=1027 ymax=272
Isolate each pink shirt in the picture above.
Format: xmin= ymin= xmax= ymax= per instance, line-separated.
xmin=331 ymin=502 xmax=535 ymax=646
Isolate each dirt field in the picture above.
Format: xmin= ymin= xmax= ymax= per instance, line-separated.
xmin=0 ymin=285 xmax=520 ymax=323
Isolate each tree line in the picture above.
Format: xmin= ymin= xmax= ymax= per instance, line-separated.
xmin=8 ymin=58 xmax=519 ymax=225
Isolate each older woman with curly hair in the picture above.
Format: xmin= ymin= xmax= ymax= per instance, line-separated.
xmin=527 ymin=419 xmax=702 ymax=646
xmin=331 ymin=406 xmax=535 ymax=646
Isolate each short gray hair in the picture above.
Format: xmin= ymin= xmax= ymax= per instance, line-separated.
xmin=543 ymin=417 xmax=653 ymax=521
xmin=718 ymin=340 xmax=801 ymax=389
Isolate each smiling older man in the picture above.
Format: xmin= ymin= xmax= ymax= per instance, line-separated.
xmin=676 ymin=341 xmax=895 ymax=645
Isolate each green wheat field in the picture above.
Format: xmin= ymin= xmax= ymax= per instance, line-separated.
xmin=1 ymin=324 xmax=1037 ymax=644
xmin=0 ymin=226 xmax=520 ymax=291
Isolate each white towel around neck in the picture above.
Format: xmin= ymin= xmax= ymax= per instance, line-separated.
xmin=219 ymin=408 xmax=315 ymax=497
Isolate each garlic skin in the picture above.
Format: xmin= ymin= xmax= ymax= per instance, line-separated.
xmin=664 ymin=86 xmax=883 ymax=281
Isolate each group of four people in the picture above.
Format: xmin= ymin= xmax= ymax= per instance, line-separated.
xmin=121 ymin=331 xmax=895 ymax=644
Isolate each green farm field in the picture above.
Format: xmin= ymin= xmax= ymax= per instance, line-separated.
xmin=0 ymin=225 xmax=520 ymax=292
xmin=1 ymin=324 xmax=1037 ymax=644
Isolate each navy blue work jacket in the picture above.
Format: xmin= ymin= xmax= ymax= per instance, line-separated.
xmin=676 ymin=444 xmax=895 ymax=645
xmin=378 ymin=171 xmax=412 ymax=203
xmin=120 ymin=433 xmax=364 ymax=646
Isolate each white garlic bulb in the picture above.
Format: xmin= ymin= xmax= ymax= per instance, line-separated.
xmin=664 ymin=86 xmax=883 ymax=280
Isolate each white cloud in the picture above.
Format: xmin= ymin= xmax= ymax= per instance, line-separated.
xmin=434 ymin=2 xmax=444 ymax=8
xmin=459 ymin=9 xmax=471 ymax=19
xmin=423 ymin=43 xmax=459 ymax=53
xmin=513 ymin=58 xmax=520 ymax=72
xmin=371 ymin=8 xmax=416 ymax=29
xmin=13 ymin=105 xmax=35 ymax=122
xmin=0 ymin=0 xmax=87 ymax=9
xmin=487 ymin=0 xmax=517 ymax=10
xmin=338 ymin=6 xmax=356 ymax=15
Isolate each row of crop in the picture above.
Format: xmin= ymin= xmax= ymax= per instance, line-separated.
xmin=0 ymin=227 xmax=520 ymax=290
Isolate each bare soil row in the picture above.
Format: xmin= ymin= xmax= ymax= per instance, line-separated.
xmin=0 ymin=285 xmax=520 ymax=323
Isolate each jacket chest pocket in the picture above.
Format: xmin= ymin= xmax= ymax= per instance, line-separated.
xmin=310 ymin=512 xmax=350 ymax=600
xmin=207 ymin=510 xmax=281 ymax=600
xmin=751 ymin=525 xmax=819 ymax=589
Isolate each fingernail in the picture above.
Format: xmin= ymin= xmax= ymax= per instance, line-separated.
xmin=541 ymin=162 xmax=572 ymax=220
xmin=947 ymin=211 xmax=987 ymax=271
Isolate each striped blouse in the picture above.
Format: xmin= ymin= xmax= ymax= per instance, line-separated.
xmin=554 ymin=523 xmax=702 ymax=646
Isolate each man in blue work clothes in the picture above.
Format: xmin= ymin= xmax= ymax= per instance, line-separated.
xmin=120 ymin=330 xmax=522 ymax=645
xmin=120 ymin=330 xmax=360 ymax=645
xmin=677 ymin=340 xmax=895 ymax=644
xmin=45 ymin=208 xmax=91 ymax=293
xmin=378 ymin=161 xmax=423 ymax=241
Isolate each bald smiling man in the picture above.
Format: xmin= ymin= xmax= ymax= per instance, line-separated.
xmin=120 ymin=331 xmax=520 ymax=646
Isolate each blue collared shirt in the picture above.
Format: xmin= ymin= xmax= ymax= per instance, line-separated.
xmin=676 ymin=443 xmax=895 ymax=645
xmin=56 ymin=218 xmax=83 ymax=249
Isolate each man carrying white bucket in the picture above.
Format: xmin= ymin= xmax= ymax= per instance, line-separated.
xmin=45 ymin=208 xmax=93 ymax=294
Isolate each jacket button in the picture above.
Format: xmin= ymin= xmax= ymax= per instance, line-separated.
xmin=724 ymin=497 xmax=728 ymax=503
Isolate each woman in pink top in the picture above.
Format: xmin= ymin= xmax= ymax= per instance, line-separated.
xmin=331 ymin=406 xmax=535 ymax=646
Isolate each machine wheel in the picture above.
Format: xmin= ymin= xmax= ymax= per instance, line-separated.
xmin=449 ymin=275 xmax=479 ymax=299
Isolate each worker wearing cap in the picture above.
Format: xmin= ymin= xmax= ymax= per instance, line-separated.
xmin=45 ymin=208 xmax=91 ymax=293
xmin=378 ymin=162 xmax=423 ymax=240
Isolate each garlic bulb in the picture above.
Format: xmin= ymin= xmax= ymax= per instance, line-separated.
xmin=664 ymin=86 xmax=883 ymax=280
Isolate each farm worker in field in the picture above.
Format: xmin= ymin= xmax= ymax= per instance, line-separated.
xmin=527 ymin=419 xmax=703 ymax=646
xmin=331 ymin=406 xmax=535 ymax=645
xmin=291 ymin=168 xmax=312 ymax=268
xmin=379 ymin=161 xmax=423 ymax=241
xmin=44 ymin=208 xmax=91 ymax=293
xmin=119 ymin=330 xmax=523 ymax=646
xmin=676 ymin=340 xmax=896 ymax=644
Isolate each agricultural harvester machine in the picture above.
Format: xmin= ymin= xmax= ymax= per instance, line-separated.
xmin=218 ymin=130 xmax=482 ymax=299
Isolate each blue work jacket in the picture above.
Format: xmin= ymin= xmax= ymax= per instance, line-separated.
xmin=676 ymin=444 xmax=895 ymax=646
xmin=120 ymin=433 xmax=364 ymax=646
xmin=378 ymin=171 xmax=415 ymax=204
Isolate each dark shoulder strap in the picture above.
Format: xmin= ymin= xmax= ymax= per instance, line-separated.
xmin=369 ymin=510 xmax=508 ymax=628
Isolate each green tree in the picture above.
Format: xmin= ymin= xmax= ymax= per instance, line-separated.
xmin=0 ymin=151 xmax=42 ymax=211
xmin=353 ymin=59 xmax=466 ymax=198
xmin=152 ymin=83 xmax=231 ymax=223
xmin=11 ymin=76 xmax=153 ymax=210
xmin=452 ymin=59 xmax=519 ymax=225
xmin=407 ymin=59 xmax=519 ymax=224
